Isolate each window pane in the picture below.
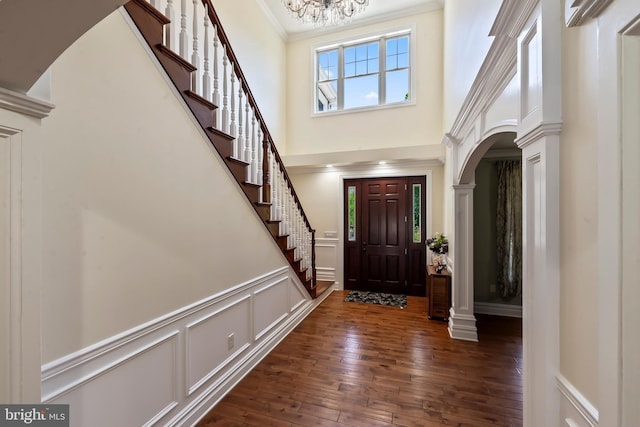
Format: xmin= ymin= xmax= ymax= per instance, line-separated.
xmin=386 ymin=69 xmax=409 ymax=103
xmin=318 ymin=49 xmax=338 ymax=81
xmin=356 ymin=45 xmax=367 ymax=61
xmin=397 ymin=36 xmax=409 ymax=53
xmin=348 ymin=186 xmax=356 ymax=241
xmin=345 ymin=48 xmax=355 ymax=63
xmin=387 ymin=39 xmax=397 ymax=55
xmin=368 ymin=58 xmax=379 ymax=73
xmin=317 ymin=80 xmax=338 ymax=111
xmin=386 ymin=36 xmax=409 ymax=71
xmin=398 ymin=53 xmax=409 ymax=69
xmin=412 ymin=184 xmax=421 ymax=243
xmin=329 ymin=50 xmax=338 ymax=66
xmin=345 ymin=62 xmax=356 ymax=77
xmin=344 ymin=75 xmax=378 ymax=109
xmin=356 ymin=61 xmax=367 ymax=75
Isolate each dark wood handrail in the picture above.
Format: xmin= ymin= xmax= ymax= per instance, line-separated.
xmin=203 ymin=0 xmax=313 ymax=233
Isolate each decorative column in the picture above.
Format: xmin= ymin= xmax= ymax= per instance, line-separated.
xmin=448 ymin=183 xmax=477 ymax=342
xmin=0 ymin=88 xmax=54 ymax=403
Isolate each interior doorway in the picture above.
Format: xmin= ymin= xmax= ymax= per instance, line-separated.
xmin=344 ymin=176 xmax=426 ymax=296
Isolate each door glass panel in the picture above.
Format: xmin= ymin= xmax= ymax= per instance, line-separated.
xmin=348 ymin=186 xmax=356 ymax=241
xmin=412 ymin=184 xmax=421 ymax=243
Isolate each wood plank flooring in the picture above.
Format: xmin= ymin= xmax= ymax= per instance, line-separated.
xmin=197 ymin=290 xmax=523 ymax=427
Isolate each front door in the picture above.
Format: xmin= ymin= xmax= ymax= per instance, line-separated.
xmin=344 ymin=176 xmax=426 ymax=296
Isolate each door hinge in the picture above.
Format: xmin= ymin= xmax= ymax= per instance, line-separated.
xmin=405 ymin=184 xmax=407 ymax=191
xmin=405 ymin=248 xmax=408 ymax=255
xmin=404 ymin=215 xmax=407 ymax=223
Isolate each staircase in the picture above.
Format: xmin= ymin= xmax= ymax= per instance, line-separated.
xmin=124 ymin=0 xmax=318 ymax=297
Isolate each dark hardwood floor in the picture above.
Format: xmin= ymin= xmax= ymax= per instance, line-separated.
xmin=197 ymin=290 xmax=523 ymax=427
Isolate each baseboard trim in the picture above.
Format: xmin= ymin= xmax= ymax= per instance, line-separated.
xmin=474 ymin=301 xmax=522 ymax=318
xmin=557 ymin=374 xmax=599 ymax=427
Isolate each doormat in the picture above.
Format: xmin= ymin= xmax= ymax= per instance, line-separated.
xmin=344 ymin=290 xmax=407 ymax=308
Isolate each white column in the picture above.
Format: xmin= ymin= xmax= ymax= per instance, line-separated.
xmin=448 ymin=183 xmax=477 ymax=342
xmin=0 ymin=89 xmax=54 ymax=403
xmin=517 ymin=128 xmax=560 ymax=427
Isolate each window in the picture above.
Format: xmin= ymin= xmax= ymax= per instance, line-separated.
xmin=315 ymin=31 xmax=412 ymax=113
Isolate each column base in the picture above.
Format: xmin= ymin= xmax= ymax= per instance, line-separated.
xmin=447 ymin=309 xmax=478 ymax=342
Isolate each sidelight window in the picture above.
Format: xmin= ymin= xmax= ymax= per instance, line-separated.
xmin=412 ymin=184 xmax=422 ymax=243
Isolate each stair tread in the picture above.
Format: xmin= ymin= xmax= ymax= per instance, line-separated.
xmin=207 ymin=127 xmax=235 ymax=141
xmin=157 ymin=44 xmax=196 ymax=72
xmin=185 ymin=90 xmax=217 ymax=110
xmin=226 ymin=156 xmax=249 ymax=165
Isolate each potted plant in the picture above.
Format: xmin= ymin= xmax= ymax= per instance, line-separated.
xmin=427 ymin=232 xmax=448 ymax=273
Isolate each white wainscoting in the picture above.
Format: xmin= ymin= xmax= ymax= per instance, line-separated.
xmin=41 ymin=267 xmax=333 ymax=426
xmin=315 ymin=237 xmax=338 ymax=283
xmin=557 ymin=374 xmax=599 ymax=427
xmin=474 ymin=302 xmax=523 ymax=318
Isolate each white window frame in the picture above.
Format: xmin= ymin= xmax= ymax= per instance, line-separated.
xmin=312 ymin=27 xmax=415 ymax=116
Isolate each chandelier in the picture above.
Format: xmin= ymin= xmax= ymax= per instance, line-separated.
xmin=282 ymin=0 xmax=370 ymax=26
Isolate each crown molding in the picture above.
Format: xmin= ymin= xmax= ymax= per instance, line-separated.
xmin=254 ymin=0 xmax=288 ymax=41
xmin=0 ymin=87 xmax=55 ymax=118
xmin=564 ymin=0 xmax=614 ymax=27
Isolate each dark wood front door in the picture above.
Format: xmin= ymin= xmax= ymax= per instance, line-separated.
xmin=344 ymin=176 xmax=426 ymax=296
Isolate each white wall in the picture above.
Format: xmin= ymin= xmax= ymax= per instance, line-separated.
xmin=40 ymin=11 xmax=288 ymax=363
xmin=285 ymin=10 xmax=443 ymax=156
xmin=211 ymin=0 xmax=288 ymax=150
xmin=443 ymin=0 xmax=501 ymax=131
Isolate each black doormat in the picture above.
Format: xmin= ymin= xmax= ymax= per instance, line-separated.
xmin=344 ymin=290 xmax=407 ymax=308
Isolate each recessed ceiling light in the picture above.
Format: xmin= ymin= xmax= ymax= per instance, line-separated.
xmin=326 ymin=164 xmax=333 ymax=168
xmin=379 ymin=161 xmax=387 ymax=165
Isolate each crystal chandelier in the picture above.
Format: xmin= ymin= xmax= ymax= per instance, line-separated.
xmin=282 ymin=0 xmax=369 ymax=26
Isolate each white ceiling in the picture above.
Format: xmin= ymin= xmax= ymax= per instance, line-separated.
xmin=257 ymin=0 xmax=444 ymax=40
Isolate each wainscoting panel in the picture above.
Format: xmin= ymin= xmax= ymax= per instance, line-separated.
xmin=557 ymin=374 xmax=599 ymax=427
xmin=185 ymin=296 xmax=251 ymax=396
xmin=253 ymin=277 xmax=289 ymax=341
xmin=316 ymin=238 xmax=338 ymax=282
xmin=41 ymin=267 xmax=332 ymax=427
xmin=47 ymin=333 xmax=179 ymax=427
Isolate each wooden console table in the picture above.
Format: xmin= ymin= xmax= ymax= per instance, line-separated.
xmin=427 ymin=265 xmax=451 ymax=320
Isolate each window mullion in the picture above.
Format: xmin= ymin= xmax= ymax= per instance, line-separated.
xmin=338 ymin=45 xmax=344 ymax=111
xmin=379 ymin=37 xmax=386 ymax=105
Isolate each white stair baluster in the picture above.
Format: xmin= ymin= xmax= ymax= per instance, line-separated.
xmin=212 ymin=28 xmax=220 ymax=127
xmin=251 ymin=113 xmax=257 ymax=184
xmin=202 ymin=6 xmax=211 ymax=100
xmin=221 ymin=52 xmax=229 ymax=133
xmin=237 ymin=87 xmax=244 ymax=160
xmin=244 ymin=102 xmax=251 ymax=166
xmin=179 ymin=0 xmax=187 ymax=58
xmin=165 ymin=0 xmax=176 ymax=50
xmin=257 ymin=128 xmax=264 ymax=202
xmin=230 ymin=71 xmax=237 ymax=138
xmin=191 ymin=0 xmax=200 ymax=94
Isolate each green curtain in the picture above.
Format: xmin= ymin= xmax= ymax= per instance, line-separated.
xmin=496 ymin=160 xmax=522 ymax=300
